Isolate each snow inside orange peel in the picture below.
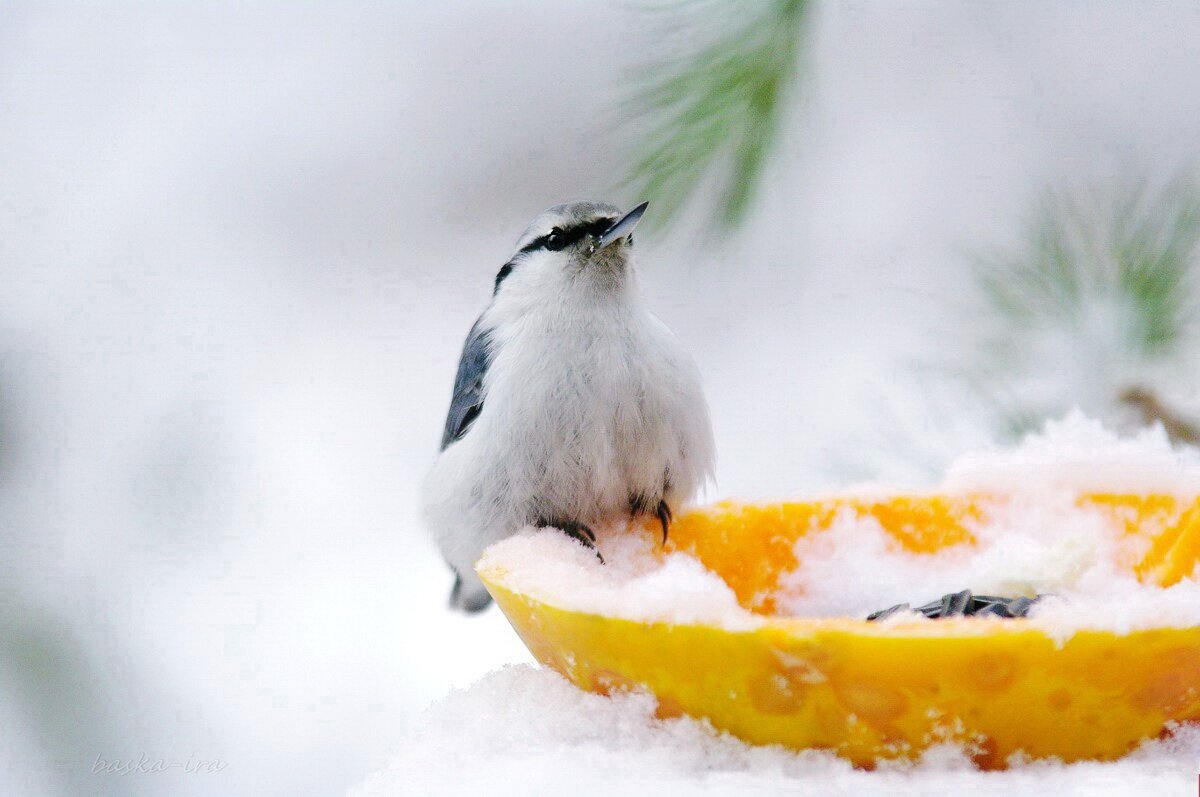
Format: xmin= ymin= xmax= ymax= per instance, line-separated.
xmin=477 ymin=493 xmax=1200 ymax=768
xmin=658 ymin=494 xmax=1200 ymax=613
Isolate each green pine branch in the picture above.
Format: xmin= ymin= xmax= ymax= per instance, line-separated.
xmin=976 ymin=178 xmax=1200 ymax=362
xmin=970 ymin=176 xmax=1200 ymax=442
xmin=621 ymin=0 xmax=810 ymax=233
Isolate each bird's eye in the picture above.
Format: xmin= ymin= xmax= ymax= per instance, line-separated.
xmin=544 ymin=228 xmax=565 ymax=251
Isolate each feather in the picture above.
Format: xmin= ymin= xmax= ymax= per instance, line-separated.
xmin=440 ymin=317 xmax=492 ymax=450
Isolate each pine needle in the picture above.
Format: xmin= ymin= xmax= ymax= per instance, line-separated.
xmin=621 ymin=0 xmax=810 ymax=233
xmin=971 ymin=176 xmax=1200 ymax=440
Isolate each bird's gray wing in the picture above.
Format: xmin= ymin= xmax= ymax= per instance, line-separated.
xmin=440 ymin=317 xmax=492 ymax=450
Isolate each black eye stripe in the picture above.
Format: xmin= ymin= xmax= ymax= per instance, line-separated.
xmin=517 ymin=217 xmax=617 ymax=255
xmin=587 ymin=217 xmax=617 ymax=238
xmin=497 ymin=216 xmax=620 ymax=294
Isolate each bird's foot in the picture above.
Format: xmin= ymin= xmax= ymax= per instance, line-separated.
xmin=629 ymin=493 xmax=674 ymax=546
xmin=540 ymin=519 xmax=603 ymax=563
xmin=655 ymin=500 xmax=672 ymax=545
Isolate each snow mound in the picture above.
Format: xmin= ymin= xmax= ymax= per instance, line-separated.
xmin=478 ymin=524 xmax=761 ymax=629
xmin=944 ymin=412 xmax=1200 ymax=495
xmin=351 ymin=665 xmax=1200 ymax=797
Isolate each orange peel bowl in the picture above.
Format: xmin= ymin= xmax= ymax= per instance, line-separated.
xmin=478 ymin=493 xmax=1200 ymax=768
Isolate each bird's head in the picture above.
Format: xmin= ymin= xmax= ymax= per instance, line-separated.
xmin=492 ymin=200 xmax=648 ymax=299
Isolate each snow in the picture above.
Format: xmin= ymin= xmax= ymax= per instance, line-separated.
xmin=478 ymin=527 xmax=762 ymax=630
xmin=945 ymin=413 xmax=1200 ymax=496
xmin=353 ymin=665 xmax=1200 ymax=797
xmin=480 ymin=414 xmax=1200 ymax=634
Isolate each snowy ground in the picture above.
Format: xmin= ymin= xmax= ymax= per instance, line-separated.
xmin=354 ymin=666 xmax=1200 ymax=797
xmin=3 ymin=3 xmax=1200 ymax=796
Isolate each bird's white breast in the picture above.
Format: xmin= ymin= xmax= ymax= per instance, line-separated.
xmin=472 ymin=286 xmax=710 ymax=529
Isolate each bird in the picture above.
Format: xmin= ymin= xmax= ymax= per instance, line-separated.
xmin=421 ymin=200 xmax=715 ymax=612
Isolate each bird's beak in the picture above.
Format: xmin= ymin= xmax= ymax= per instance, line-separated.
xmin=596 ymin=201 xmax=649 ymax=250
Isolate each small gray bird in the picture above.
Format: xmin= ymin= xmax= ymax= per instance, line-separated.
xmin=422 ymin=200 xmax=715 ymax=612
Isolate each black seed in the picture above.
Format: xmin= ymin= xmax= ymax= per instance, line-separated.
xmin=867 ymin=591 xmax=1045 ymax=622
xmin=866 ymin=603 xmax=910 ymax=622
xmin=942 ymin=590 xmax=972 ymax=617
xmin=1006 ymin=597 xmax=1037 ymax=618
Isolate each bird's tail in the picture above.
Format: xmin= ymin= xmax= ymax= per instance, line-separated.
xmin=449 ymin=571 xmax=493 ymax=613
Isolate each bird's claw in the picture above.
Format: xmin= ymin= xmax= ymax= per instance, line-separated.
xmin=548 ymin=519 xmax=603 ymax=564
xmin=655 ymin=500 xmax=672 ymax=545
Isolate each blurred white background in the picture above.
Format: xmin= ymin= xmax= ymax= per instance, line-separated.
xmin=3 ymin=2 xmax=1200 ymax=795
